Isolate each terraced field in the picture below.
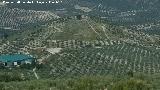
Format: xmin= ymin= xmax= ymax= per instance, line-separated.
xmin=44 ymin=43 xmax=160 ymax=78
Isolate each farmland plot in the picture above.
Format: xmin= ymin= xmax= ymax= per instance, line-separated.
xmin=0 ymin=7 xmax=59 ymax=30
xmin=45 ymin=43 xmax=160 ymax=77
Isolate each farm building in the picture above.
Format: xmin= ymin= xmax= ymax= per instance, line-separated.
xmin=0 ymin=54 xmax=35 ymax=67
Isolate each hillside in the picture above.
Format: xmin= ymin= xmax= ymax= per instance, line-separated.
xmin=0 ymin=0 xmax=160 ymax=90
xmin=0 ymin=15 xmax=160 ymax=90
xmin=0 ymin=0 xmax=160 ymax=35
xmin=0 ymin=73 xmax=157 ymax=90
xmin=0 ymin=7 xmax=59 ymax=30
xmin=1 ymin=17 xmax=159 ymax=78
xmin=12 ymin=16 xmax=160 ymax=46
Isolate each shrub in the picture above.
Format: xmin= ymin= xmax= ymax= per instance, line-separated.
xmin=111 ymin=78 xmax=152 ymax=90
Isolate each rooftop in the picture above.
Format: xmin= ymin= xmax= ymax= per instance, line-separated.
xmin=0 ymin=54 xmax=33 ymax=62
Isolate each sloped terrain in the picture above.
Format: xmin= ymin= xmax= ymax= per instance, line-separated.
xmin=3 ymin=17 xmax=158 ymax=77
xmin=1 ymin=0 xmax=160 ymax=35
xmin=0 ymin=7 xmax=59 ymax=30
xmin=46 ymin=44 xmax=160 ymax=77
xmin=0 ymin=15 xmax=160 ymax=90
xmin=0 ymin=0 xmax=160 ymax=90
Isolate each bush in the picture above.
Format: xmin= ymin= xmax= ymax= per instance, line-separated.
xmin=0 ymin=72 xmax=24 ymax=82
xmin=111 ymin=78 xmax=152 ymax=90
